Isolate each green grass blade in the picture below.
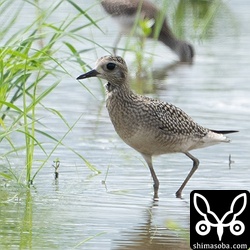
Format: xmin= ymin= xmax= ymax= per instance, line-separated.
xmin=0 ymin=100 xmax=24 ymax=114
xmin=66 ymin=0 xmax=104 ymax=34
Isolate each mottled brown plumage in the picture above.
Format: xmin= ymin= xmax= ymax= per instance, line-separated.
xmin=77 ymin=56 xmax=237 ymax=198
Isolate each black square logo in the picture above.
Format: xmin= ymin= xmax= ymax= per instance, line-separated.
xmin=190 ymin=190 xmax=250 ymax=250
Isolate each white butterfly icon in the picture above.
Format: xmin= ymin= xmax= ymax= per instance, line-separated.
xmin=193 ymin=193 xmax=247 ymax=241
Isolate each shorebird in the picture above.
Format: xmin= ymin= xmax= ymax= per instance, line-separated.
xmin=77 ymin=56 xmax=237 ymax=198
xmin=101 ymin=0 xmax=194 ymax=63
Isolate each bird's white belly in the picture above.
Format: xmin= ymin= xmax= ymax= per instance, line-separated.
xmin=120 ymin=128 xmax=196 ymax=155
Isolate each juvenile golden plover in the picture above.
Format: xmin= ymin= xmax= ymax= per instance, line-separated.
xmin=77 ymin=56 xmax=237 ymax=198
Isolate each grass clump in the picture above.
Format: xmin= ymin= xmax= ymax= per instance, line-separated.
xmin=0 ymin=0 xmax=102 ymax=186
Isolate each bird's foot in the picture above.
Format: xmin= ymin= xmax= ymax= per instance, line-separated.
xmin=175 ymin=190 xmax=182 ymax=199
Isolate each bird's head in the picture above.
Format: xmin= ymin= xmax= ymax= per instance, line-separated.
xmin=176 ymin=41 xmax=195 ymax=63
xmin=77 ymin=55 xmax=128 ymax=87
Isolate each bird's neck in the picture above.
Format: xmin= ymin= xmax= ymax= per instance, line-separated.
xmin=105 ymin=82 xmax=115 ymax=93
xmin=105 ymin=81 xmax=132 ymax=95
xmin=105 ymin=80 xmax=138 ymax=141
xmin=105 ymin=81 xmax=135 ymax=106
xmin=158 ymin=23 xmax=179 ymax=51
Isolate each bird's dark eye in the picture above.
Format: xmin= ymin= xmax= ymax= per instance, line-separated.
xmin=106 ymin=63 xmax=116 ymax=70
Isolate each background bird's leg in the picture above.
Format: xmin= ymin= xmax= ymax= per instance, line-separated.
xmin=113 ymin=33 xmax=122 ymax=55
xmin=176 ymin=152 xmax=199 ymax=198
xmin=142 ymin=154 xmax=159 ymax=199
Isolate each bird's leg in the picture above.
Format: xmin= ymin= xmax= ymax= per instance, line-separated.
xmin=113 ymin=33 xmax=122 ymax=55
xmin=142 ymin=154 xmax=159 ymax=199
xmin=176 ymin=152 xmax=199 ymax=198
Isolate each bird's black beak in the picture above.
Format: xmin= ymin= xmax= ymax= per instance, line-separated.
xmin=76 ymin=69 xmax=99 ymax=80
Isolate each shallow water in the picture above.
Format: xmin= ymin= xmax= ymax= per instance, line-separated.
xmin=1 ymin=0 xmax=250 ymax=249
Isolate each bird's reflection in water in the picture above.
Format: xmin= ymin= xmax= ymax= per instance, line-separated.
xmin=130 ymin=61 xmax=193 ymax=95
xmin=113 ymin=199 xmax=190 ymax=250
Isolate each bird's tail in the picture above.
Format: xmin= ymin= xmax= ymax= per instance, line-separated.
xmin=193 ymin=129 xmax=238 ymax=149
xmin=208 ymin=130 xmax=238 ymax=144
xmin=210 ymin=130 xmax=239 ymax=135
